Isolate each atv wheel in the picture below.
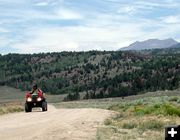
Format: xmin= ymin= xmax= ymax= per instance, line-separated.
xmin=25 ymin=103 xmax=32 ymax=112
xmin=42 ymin=101 xmax=47 ymax=111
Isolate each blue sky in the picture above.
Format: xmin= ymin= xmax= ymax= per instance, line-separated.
xmin=0 ymin=0 xmax=180 ymax=54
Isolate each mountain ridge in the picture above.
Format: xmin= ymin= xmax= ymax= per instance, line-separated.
xmin=170 ymin=42 xmax=180 ymax=48
xmin=120 ymin=38 xmax=178 ymax=51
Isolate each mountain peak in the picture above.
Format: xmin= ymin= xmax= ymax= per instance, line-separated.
xmin=120 ymin=38 xmax=178 ymax=51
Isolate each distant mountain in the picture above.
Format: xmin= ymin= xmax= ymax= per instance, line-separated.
xmin=170 ymin=42 xmax=180 ymax=48
xmin=120 ymin=38 xmax=178 ymax=51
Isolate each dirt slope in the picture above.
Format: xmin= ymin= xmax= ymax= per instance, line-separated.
xmin=0 ymin=105 xmax=114 ymax=140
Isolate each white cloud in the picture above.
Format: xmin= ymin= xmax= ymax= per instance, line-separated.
xmin=35 ymin=2 xmax=49 ymax=6
xmin=134 ymin=1 xmax=179 ymax=8
xmin=12 ymin=28 xmax=79 ymax=53
xmin=0 ymin=37 xmax=11 ymax=48
xmin=13 ymin=42 xmax=79 ymax=53
xmin=162 ymin=15 xmax=180 ymax=24
xmin=11 ymin=23 xmax=146 ymax=53
xmin=0 ymin=27 xmax=9 ymax=33
xmin=0 ymin=0 xmax=81 ymax=21
xmin=34 ymin=0 xmax=64 ymax=6
xmin=0 ymin=8 xmax=83 ymax=22
xmin=56 ymin=9 xmax=83 ymax=20
xmin=117 ymin=6 xmax=136 ymax=15
xmin=0 ymin=0 xmax=26 ymax=4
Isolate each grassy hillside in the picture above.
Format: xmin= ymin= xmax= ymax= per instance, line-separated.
xmin=53 ymin=90 xmax=180 ymax=108
xmin=0 ymin=86 xmax=24 ymax=103
xmin=0 ymin=49 xmax=180 ymax=100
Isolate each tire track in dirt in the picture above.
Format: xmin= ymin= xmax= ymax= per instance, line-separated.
xmin=0 ymin=105 xmax=114 ymax=140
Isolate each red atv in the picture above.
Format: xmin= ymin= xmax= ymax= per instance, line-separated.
xmin=25 ymin=90 xmax=47 ymax=112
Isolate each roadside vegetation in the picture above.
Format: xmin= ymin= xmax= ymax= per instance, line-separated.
xmin=0 ymin=86 xmax=24 ymax=115
xmin=0 ymin=102 xmax=23 ymax=115
xmin=97 ymin=96 xmax=180 ymax=140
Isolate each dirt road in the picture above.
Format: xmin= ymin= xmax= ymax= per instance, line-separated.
xmin=0 ymin=105 xmax=114 ymax=140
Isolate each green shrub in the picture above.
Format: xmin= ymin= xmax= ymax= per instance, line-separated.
xmin=134 ymin=104 xmax=159 ymax=116
xmin=139 ymin=120 xmax=164 ymax=131
xmin=0 ymin=108 xmax=5 ymax=115
xmin=122 ymin=122 xmax=137 ymax=129
xmin=0 ymin=106 xmax=23 ymax=115
xmin=133 ymin=103 xmax=180 ymax=117
xmin=8 ymin=107 xmax=23 ymax=113
xmin=104 ymin=119 xmax=112 ymax=125
xmin=134 ymin=107 xmax=146 ymax=116
xmin=169 ymin=96 xmax=179 ymax=102
xmin=162 ymin=104 xmax=180 ymax=116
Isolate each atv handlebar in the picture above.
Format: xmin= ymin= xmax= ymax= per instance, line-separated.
xmin=25 ymin=90 xmax=43 ymax=98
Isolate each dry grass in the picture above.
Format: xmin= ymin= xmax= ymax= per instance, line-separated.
xmin=0 ymin=86 xmax=24 ymax=115
xmin=97 ymin=114 xmax=179 ymax=140
xmin=53 ymin=100 xmax=120 ymax=109
xmin=0 ymin=102 xmax=23 ymax=115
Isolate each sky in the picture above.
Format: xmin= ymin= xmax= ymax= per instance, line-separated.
xmin=0 ymin=0 xmax=180 ymax=54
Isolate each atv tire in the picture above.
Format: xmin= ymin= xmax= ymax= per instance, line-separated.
xmin=42 ymin=101 xmax=47 ymax=111
xmin=25 ymin=103 xmax=32 ymax=112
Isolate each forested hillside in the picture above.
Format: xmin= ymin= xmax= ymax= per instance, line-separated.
xmin=0 ymin=48 xmax=180 ymax=101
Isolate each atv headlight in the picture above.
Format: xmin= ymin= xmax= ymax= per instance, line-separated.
xmin=37 ymin=97 xmax=42 ymax=101
xmin=27 ymin=97 xmax=32 ymax=102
